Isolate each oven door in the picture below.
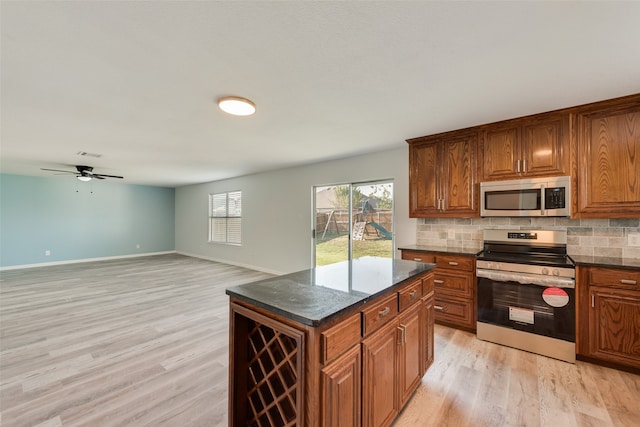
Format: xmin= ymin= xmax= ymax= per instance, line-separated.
xmin=477 ymin=274 xmax=575 ymax=343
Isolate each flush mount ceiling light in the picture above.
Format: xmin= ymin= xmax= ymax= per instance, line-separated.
xmin=217 ymin=96 xmax=256 ymax=116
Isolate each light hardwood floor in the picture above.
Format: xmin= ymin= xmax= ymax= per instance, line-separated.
xmin=1 ymin=254 xmax=638 ymax=427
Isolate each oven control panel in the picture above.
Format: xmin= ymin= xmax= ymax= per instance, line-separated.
xmin=507 ymin=232 xmax=537 ymax=240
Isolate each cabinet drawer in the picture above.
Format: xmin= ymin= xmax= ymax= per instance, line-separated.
xmin=435 ymin=255 xmax=474 ymax=271
xmin=422 ymin=273 xmax=434 ymax=297
xmin=321 ymin=313 xmax=361 ymax=364
xmin=362 ymin=293 xmax=398 ymax=337
xmin=434 ymin=297 xmax=475 ymax=330
xmin=401 ymin=250 xmax=436 ymax=263
xmin=433 ymin=271 xmax=474 ymax=298
xmin=588 ymin=268 xmax=640 ymax=290
xmin=398 ymin=280 xmax=423 ymax=312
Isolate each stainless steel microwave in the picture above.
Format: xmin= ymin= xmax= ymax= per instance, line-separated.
xmin=480 ymin=176 xmax=571 ymax=217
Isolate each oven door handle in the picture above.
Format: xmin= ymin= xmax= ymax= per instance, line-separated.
xmin=476 ymin=268 xmax=575 ymax=288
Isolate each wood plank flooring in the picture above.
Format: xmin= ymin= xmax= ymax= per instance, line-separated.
xmin=1 ymin=254 xmax=638 ymax=427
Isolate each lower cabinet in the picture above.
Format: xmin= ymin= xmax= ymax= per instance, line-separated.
xmin=401 ymin=249 xmax=476 ymax=331
xmin=362 ymin=302 xmax=423 ymax=427
xmin=321 ymin=345 xmax=361 ymax=427
xmin=577 ymin=266 xmax=640 ymax=371
xmin=362 ymin=320 xmax=399 ymax=427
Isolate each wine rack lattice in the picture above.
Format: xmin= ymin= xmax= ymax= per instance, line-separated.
xmin=245 ymin=319 xmax=300 ymax=427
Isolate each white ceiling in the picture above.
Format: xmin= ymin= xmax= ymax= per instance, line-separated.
xmin=2 ymin=1 xmax=639 ymax=188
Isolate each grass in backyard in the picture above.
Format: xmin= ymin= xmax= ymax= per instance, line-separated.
xmin=315 ymin=234 xmax=392 ymax=266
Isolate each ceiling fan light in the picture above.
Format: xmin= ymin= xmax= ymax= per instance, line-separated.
xmin=77 ymin=175 xmax=92 ymax=182
xmin=217 ymin=96 xmax=256 ymax=116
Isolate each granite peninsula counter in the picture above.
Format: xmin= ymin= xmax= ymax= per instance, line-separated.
xmin=226 ymin=256 xmax=436 ymax=427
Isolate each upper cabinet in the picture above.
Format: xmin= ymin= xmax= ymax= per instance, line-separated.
xmin=408 ymin=129 xmax=478 ymax=218
xmin=480 ymin=112 xmax=570 ymax=181
xmin=574 ymin=95 xmax=640 ymax=218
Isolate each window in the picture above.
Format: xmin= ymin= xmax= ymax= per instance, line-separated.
xmin=209 ymin=191 xmax=242 ymax=244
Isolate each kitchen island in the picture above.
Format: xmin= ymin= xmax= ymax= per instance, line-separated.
xmin=226 ymin=256 xmax=436 ymax=427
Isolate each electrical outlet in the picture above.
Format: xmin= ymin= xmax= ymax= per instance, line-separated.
xmin=448 ymin=230 xmax=456 ymax=240
xmin=45 ymin=250 xmax=51 ymax=256
xmin=628 ymin=233 xmax=640 ymax=247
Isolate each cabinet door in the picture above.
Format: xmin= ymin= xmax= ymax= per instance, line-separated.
xmin=589 ymin=287 xmax=640 ymax=367
xmin=482 ymin=124 xmax=520 ymax=180
xmin=409 ymin=141 xmax=439 ymax=216
xmin=422 ymin=294 xmax=435 ymax=375
xmin=576 ymin=98 xmax=640 ymax=217
xmin=521 ymin=113 xmax=570 ymax=177
xmin=398 ymin=303 xmax=423 ymax=407
xmin=362 ymin=321 xmax=399 ymax=427
xmin=321 ymin=345 xmax=361 ymax=427
xmin=441 ymin=133 xmax=478 ymax=216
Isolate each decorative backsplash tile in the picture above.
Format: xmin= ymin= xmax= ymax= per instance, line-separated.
xmin=416 ymin=217 xmax=640 ymax=259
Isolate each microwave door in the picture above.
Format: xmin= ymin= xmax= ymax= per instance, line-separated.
xmin=482 ymin=184 xmax=543 ymax=216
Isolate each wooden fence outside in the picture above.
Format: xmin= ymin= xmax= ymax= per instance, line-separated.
xmin=315 ymin=209 xmax=393 ymax=238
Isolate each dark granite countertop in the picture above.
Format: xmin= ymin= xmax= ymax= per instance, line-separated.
xmin=571 ymin=255 xmax=640 ymax=270
xmin=225 ymin=256 xmax=435 ymax=327
xmin=397 ymin=244 xmax=481 ymax=256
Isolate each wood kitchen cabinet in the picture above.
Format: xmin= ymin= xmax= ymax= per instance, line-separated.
xmin=574 ymin=95 xmax=640 ymax=218
xmin=321 ymin=345 xmax=361 ymax=427
xmin=408 ymin=129 xmax=478 ymax=218
xmin=401 ymin=250 xmax=476 ymax=332
xmin=362 ymin=298 xmax=423 ymax=427
xmin=421 ymin=274 xmax=435 ymax=373
xmin=577 ymin=266 xmax=640 ymax=372
xmin=480 ymin=111 xmax=570 ymax=181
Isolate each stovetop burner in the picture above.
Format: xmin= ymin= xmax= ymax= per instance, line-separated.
xmin=476 ymin=251 xmax=575 ymax=268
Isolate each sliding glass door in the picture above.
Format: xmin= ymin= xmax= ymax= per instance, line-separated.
xmin=313 ymin=180 xmax=393 ymax=266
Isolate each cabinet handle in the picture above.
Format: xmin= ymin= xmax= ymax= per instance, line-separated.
xmin=434 ymin=305 xmax=444 ymax=312
xmin=379 ymin=307 xmax=390 ymax=318
xmin=591 ymin=295 xmax=595 ymax=308
xmin=409 ymin=290 xmax=418 ymax=300
xmin=516 ymin=159 xmax=521 ymax=173
xmin=413 ymin=258 xmax=422 ymax=261
xmin=448 ymin=261 xmax=459 ymax=266
xmin=434 ymin=279 xmax=444 ymax=284
xmin=620 ymin=279 xmax=637 ymax=285
xmin=522 ymin=159 xmax=527 ymax=173
xmin=399 ymin=324 xmax=407 ymax=345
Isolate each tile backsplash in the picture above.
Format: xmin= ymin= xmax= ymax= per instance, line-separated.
xmin=416 ymin=218 xmax=640 ymax=260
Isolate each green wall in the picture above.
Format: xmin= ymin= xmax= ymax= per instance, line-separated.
xmin=0 ymin=174 xmax=175 ymax=268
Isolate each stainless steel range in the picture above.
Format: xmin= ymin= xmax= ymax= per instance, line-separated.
xmin=476 ymin=229 xmax=576 ymax=362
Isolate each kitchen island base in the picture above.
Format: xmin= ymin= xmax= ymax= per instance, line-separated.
xmin=227 ymin=261 xmax=435 ymax=427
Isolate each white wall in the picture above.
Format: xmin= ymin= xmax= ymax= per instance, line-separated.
xmin=175 ymin=146 xmax=416 ymax=274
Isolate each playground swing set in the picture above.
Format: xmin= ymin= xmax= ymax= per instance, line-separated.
xmin=320 ymin=200 xmax=392 ymax=241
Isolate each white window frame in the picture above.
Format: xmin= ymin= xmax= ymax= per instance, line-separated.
xmin=209 ymin=191 xmax=242 ymax=245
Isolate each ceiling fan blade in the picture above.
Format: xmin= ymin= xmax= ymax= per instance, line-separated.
xmin=93 ymin=174 xmax=124 ymax=179
xmin=40 ymin=168 xmax=77 ymax=174
xmin=93 ymin=175 xmax=106 ymax=180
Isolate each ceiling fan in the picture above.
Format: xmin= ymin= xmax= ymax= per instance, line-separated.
xmin=41 ymin=165 xmax=124 ymax=181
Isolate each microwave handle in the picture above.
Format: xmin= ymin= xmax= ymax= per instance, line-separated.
xmin=540 ymin=184 xmax=545 ymax=216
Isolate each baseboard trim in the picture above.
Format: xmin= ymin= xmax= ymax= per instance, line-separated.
xmin=176 ymin=251 xmax=284 ymax=276
xmin=0 ymin=251 xmax=177 ymax=271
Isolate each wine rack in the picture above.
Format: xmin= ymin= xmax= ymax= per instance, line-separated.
xmin=230 ymin=304 xmax=305 ymax=426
